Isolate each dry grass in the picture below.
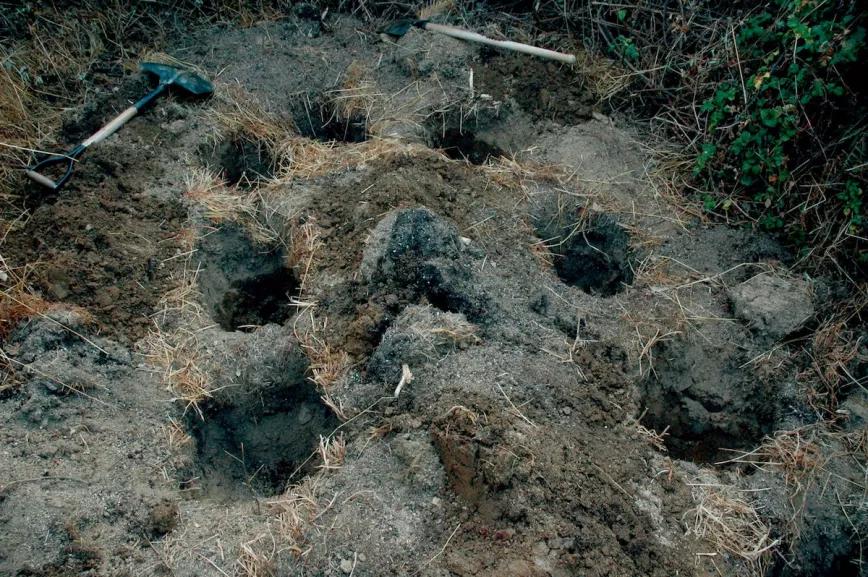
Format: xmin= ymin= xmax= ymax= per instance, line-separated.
xmin=209 ymin=83 xmax=292 ymax=152
xmin=142 ymin=263 xmax=213 ymax=418
xmin=572 ymin=48 xmax=632 ymax=103
xmin=236 ymin=533 xmax=277 ymax=577
xmin=325 ymin=60 xmax=378 ymax=132
xmin=275 ymin=136 xmax=439 ymax=181
xmin=687 ymin=479 xmax=780 ymax=575
xmin=317 ymin=434 xmax=347 ymax=471
xmin=298 ymin=329 xmax=351 ymax=394
xmin=800 ymin=320 xmax=864 ymax=419
xmin=267 ymin=476 xmax=324 ymax=558
xmin=399 ymin=305 xmax=481 ymax=350
xmin=286 ymin=218 xmax=325 ymax=297
xmin=163 ymin=417 xmax=193 ymax=451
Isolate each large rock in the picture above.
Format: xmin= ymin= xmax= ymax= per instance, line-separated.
xmin=729 ymin=273 xmax=813 ymax=340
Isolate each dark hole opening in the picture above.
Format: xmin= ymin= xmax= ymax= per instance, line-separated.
xmin=188 ymin=381 xmax=338 ymax=498
xmin=200 ymin=136 xmax=275 ymax=187
xmin=638 ymin=340 xmax=774 ymax=463
xmin=432 ymin=128 xmax=506 ymax=165
xmin=197 ymin=225 xmax=298 ymax=332
xmin=295 ymin=98 xmax=369 ymax=143
xmin=537 ymin=213 xmax=634 ymax=296
xmin=216 ymin=268 xmax=298 ymax=331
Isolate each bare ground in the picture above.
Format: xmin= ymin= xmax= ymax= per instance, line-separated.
xmin=1 ymin=10 xmax=865 ymax=577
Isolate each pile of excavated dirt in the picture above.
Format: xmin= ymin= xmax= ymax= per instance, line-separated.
xmin=1 ymin=11 xmax=865 ymax=577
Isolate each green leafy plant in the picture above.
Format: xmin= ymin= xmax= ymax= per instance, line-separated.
xmin=694 ymin=0 xmax=866 ymax=251
xmin=610 ymin=34 xmax=639 ymax=61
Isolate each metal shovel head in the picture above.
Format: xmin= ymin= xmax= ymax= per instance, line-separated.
xmin=140 ymin=62 xmax=214 ymax=95
xmin=384 ymin=19 xmax=419 ymax=37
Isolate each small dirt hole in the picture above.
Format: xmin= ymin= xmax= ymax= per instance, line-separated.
xmin=197 ymin=226 xmax=298 ymax=331
xmin=189 ymin=380 xmax=337 ymax=497
xmin=638 ymin=340 xmax=775 ymax=463
xmin=536 ymin=212 xmax=633 ymax=296
xmin=295 ymin=98 xmax=369 ymax=143
xmin=200 ymin=136 xmax=275 ymax=187
xmin=432 ymin=127 xmax=505 ymax=165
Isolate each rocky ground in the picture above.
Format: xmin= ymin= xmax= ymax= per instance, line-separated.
xmin=1 ymin=9 xmax=865 ymax=577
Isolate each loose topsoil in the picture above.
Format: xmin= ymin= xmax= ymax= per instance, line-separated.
xmin=1 ymin=8 xmax=865 ymax=577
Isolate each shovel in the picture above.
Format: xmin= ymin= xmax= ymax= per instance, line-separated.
xmin=25 ymin=62 xmax=214 ymax=191
xmin=385 ymin=20 xmax=577 ymax=65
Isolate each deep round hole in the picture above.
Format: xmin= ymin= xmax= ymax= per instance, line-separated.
xmin=294 ymin=98 xmax=368 ymax=143
xmin=537 ymin=212 xmax=633 ymax=296
xmin=638 ymin=339 xmax=775 ymax=463
xmin=197 ymin=225 xmax=298 ymax=331
xmin=189 ymin=379 xmax=338 ymax=497
xmin=200 ymin=136 xmax=275 ymax=187
xmin=431 ymin=127 xmax=505 ymax=165
xmin=215 ymin=269 xmax=297 ymax=331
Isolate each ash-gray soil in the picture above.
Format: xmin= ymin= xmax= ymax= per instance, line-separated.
xmin=1 ymin=9 xmax=865 ymax=577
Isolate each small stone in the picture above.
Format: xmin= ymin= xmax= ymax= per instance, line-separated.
xmin=561 ymin=406 xmax=572 ymax=416
xmin=340 ymin=558 xmax=354 ymax=573
xmin=431 ymin=496 xmax=442 ymax=506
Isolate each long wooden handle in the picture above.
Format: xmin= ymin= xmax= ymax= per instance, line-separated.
xmin=82 ymin=105 xmax=138 ymax=147
xmin=422 ymin=23 xmax=577 ymax=64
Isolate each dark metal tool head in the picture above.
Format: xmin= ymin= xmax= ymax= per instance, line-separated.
xmin=140 ymin=62 xmax=214 ymax=95
xmin=383 ymin=19 xmax=424 ymax=37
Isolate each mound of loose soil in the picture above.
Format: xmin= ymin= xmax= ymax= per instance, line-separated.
xmin=1 ymin=9 xmax=864 ymax=577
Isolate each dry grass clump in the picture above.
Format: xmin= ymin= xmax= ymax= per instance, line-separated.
xmin=286 ymin=218 xmax=325 ymax=296
xmin=724 ymin=429 xmax=825 ymax=501
xmin=184 ymin=168 xmax=248 ymax=221
xmin=183 ymin=167 xmax=283 ymax=246
xmin=687 ymin=478 xmax=780 ymax=575
xmin=0 ymin=64 xmax=45 ymax=194
xmin=799 ymin=320 xmax=864 ymax=419
xmin=142 ymin=263 xmax=213 ymax=418
xmin=317 ymin=434 xmax=347 ymax=471
xmin=481 ymin=155 xmax=571 ymax=192
xmin=209 ymin=83 xmax=292 ymax=151
xmin=276 ymin=136 xmax=438 ymax=181
xmin=236 ymin=533 xmax=277 ymax=577
xmin=572 ymin=48 xmax=631 ymax=103
xmin=0 ymin=288 xmax=51 ymax=343
xmin=325 ymin=60 xmax=378 ymax=133
xmin=267 ymin=476 xmax=324 ymax=558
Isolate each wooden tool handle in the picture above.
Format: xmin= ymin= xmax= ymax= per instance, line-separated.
xmin=24 ymin=169 xmax=59 ymax=189
xmin=82 ymin=106 xmax=139 ymax=147
xmin=422 ymin=23 xmax=577 ymax=64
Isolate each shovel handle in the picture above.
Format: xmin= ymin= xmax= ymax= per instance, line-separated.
xmin=25 ymin=81 xmax=170 ymax=191
xmin=422 ymin=22 xmax=577 ymax=65
xmin=82 ymin=105 xmax=139 ymax=147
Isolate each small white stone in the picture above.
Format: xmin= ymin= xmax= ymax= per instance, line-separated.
xmin=339 ymin=558 xmax=354 ymax=573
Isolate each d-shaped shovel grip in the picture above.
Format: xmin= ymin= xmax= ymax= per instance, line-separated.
xmin=25 ymin=82 xmax=168 ymax=191
xmin=24 ymin=105 xmax=139 ymax=191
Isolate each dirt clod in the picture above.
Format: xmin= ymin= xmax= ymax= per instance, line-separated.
xmin=729 ymin=272 xmax=814 ymax=340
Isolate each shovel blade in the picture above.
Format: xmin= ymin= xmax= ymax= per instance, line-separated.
xmin=140 ymin=62 xmax=214 ymax=95
xmin=384 ymin=19 xmax=418 ymax=37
